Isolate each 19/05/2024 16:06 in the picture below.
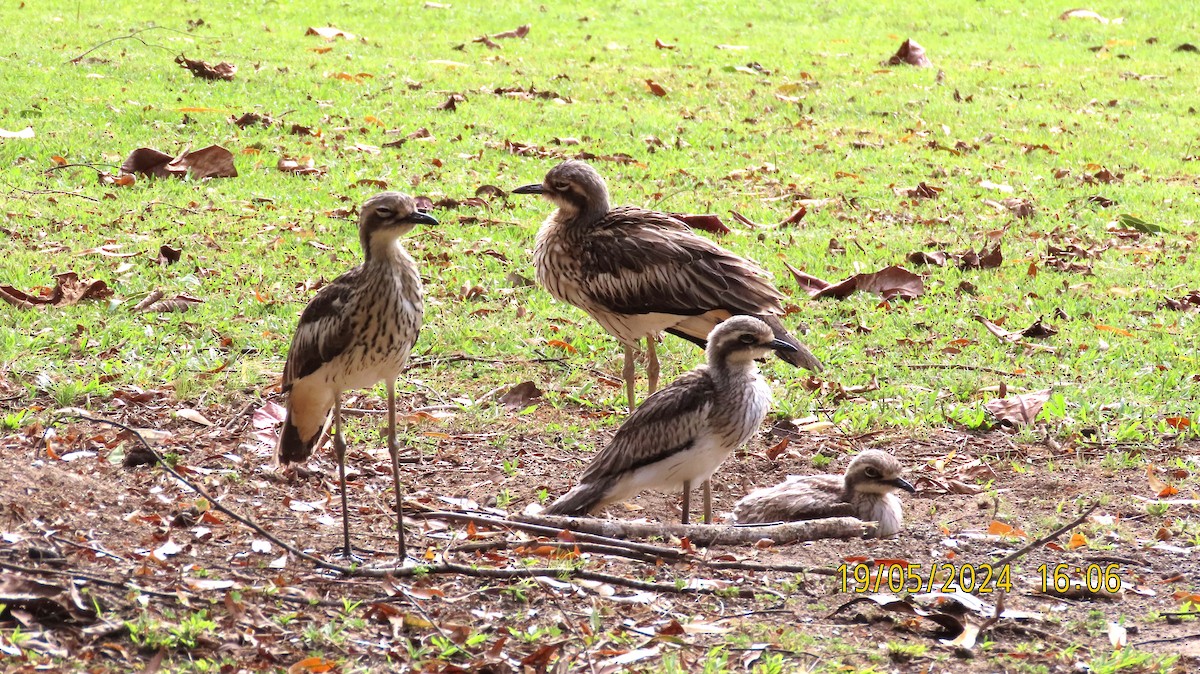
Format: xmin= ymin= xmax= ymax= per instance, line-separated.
xmin=838 ymin=562 xmax=1012 ymax=594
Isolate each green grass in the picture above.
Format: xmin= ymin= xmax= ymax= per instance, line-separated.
xmin=3 ymin=1 xmax=1197 ymax=443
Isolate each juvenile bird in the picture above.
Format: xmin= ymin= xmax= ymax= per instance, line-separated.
xmin=513 ymin=160 xmax=822 ymax=411
xmin=275 ymin=192 xmax=435 ymax=561
xmin=733 ymin=450 xmax=915 ymax=538
xmin=545 ymin=316 xmax=795 ymax=524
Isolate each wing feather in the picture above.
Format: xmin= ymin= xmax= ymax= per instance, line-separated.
xmin=578 ymin=369 xmax=715 ymax=483
xmin=281 ymin=266 xmax=363 ymax=389
xmin=579 ymin=206 xmax=785 ymax=317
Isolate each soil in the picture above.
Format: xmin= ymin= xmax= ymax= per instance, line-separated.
xmin=1 ymin=388 xmax=1198 ymax=672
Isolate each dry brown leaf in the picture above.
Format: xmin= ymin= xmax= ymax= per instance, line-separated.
xmin=883 ymin=38 xmax=932 ymax=67
xmin=499 ymin=381 xmax=543 ymax=410
xmin=644 ymin=79 xmax=668 ymax=97
xmin=493 ymin=24 xmax=530 ymax=39
xmin=0 ymin=271 xmax=112 ymax=309
xmin=984 ymin=389 xmax=1052 ymax=426
xmin=175 ymin=55 xmax=237 ymax=81
xmin=788 ymin=264 xmax=924 ymax=301
xmin=671 ymin=213 xmax=730 ymax=235
xmin=120 ymin=145 xmax=236 ymax=179
xmin=655 ymin=38 xmax=676 ymax=50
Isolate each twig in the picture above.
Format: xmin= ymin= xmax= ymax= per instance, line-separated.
xmin=414 ymin=510 xmax=688 ymax=560
xmin=345 ymin=561 xmax=779 ymax=598
xmin=988 ymin=502 xmax=1100 ymax=573
xmin=1132 ymin=633 xmax=1200 ymax=647
xmin=899 ymin=363 xmax=1021 ymax=376
xmin=67 ymin=26 xmax=199 ymax=64
xmin=520 ymin=514 xmax=868 ymax=546
xmin=0 ymin=179 xmax=100 ymax=203
xmin=43 ymin=163 xmax=117 ymax=174
xmin=451 ymin=539 xmax=666 ymax=565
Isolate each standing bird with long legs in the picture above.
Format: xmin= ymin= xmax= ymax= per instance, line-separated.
xmin=545 ymin=316 xmax=795 ymax=524
xmin=275 ymin=192 xmax=435 ymax=561
xmin=513 ymin=160 xmax=822 ymax=412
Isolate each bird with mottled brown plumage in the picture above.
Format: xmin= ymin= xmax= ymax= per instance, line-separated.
xmin=275 ymin=192 xmax=435 ymax=561
xmin=513 ymin=160 xmax=822 ymax=412
xmin=733 ymin=449 xmax=915 ymax=538
xmin=545 ymin=316 xmax=795 ymax=524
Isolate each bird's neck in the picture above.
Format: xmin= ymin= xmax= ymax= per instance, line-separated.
xmin=362 ymin=234 xmax=404 ymax=265
xmin=708 ymin=357 xmax=759 ymax=380
xmin=555 ymin=197 xmax=609 ymax=229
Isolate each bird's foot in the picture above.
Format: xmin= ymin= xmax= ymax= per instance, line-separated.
xmin=329 ymin=546 xmax=367 ymax=567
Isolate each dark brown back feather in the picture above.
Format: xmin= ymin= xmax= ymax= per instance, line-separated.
xmin=280 ymin=266 xmax=362 ymax=390
xmin=577 ymin=206 xmax=784 ymax=317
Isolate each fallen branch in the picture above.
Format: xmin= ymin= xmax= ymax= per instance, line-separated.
xmin=518 ymin=514 xmax=869 ymax=546
xmin=414 ymin=509 xmax=688 ymax=560
xmin=345 ymin=561 xmax=779 ymax=598
xmin=987 ymin=501 xmax=1100 ymax=574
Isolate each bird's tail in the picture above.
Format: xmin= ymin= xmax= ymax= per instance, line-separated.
xmin=543 ymin=482 xmax=611 ymax=517
xmin=757 ymin=314 xmax=823 ymax=372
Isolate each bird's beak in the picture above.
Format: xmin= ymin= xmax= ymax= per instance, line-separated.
xmin=890 ymin=477 xmax=917 ymax=493
xmin=768 ymin=338 xmax=798 ymax=353
xmin=406 ymin=211 xmax=439 ymax=227
xmin=512 ymin=183 xmax=545 ymax=195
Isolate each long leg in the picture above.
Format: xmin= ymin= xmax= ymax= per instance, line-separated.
xmin=387 ymin=380 xmax=406 ymax=560
xmin=622 ymin=344 xmax=637 ymax=413
xmin=332 ymin=395 xmax=353 ymax=560
xmin=681 ymin=479 xmax=692 ymax=525
xmin=702 ymin=479 xmax=713 ymax=524
xmin=646 ymin=336 xmax=660 ymax=396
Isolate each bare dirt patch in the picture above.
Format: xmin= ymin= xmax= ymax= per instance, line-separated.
xmin=1 ymin=391 xmax=1198 ymax=672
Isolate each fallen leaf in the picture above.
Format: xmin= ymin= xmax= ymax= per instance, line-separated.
xmin=1067 ymin=532 xmax=1089 ymax=550
xmin=655 ymin=38 xmax=676 ymax=50
xmin=1147 ymin=466 xmax=1179 ymax=497
xmin=765 ymin=436 xmax=790 ymax=461
xmin=788 ymin=264 xmax=924 ymax=301
xmin=883 ymin=38 xmax=932 ymax=67
xmin=176 ymin=408 xmax=214 ymax=426
xmin=493 ymin=24 xmax=530 ymax=39
xmin=175 ymin=55 xmax=236 ymax=81
xmin=984 ymin=389 xmax=1052 ymax=426
xmin=986 ymin=521 xmax=1028 ymax=538
xmin=1117 ymin=213 xmax=1168 ymax=234
xmin=1060 ymin=8 xmax=1121 ymax=24
xmin=644 ymin=79 xmax=667 ymax=97
xmin=0 ymin=127 xmax=35 ymax=139
xmin=121 ymin=145 xmax=237 ymax=179
xmin=305 ymin=26 xmax=355 ymax=41
xmin=0 ymin=271 xmax=112 ymax=309
xmin=672 ymin=213 xmax=730 ymax=235
xmin=499 ymin=381 xmax=543 ymax=410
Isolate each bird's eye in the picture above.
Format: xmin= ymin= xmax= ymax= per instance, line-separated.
xmin=738 ymin=333 xmax=757 ymax=345
xmin=376 ymin=207 xmax=394 ymax=218
xmin=864 ymin=467 xmax=881 ymax=479
xmin=551 ymin=180 xmax=570 ymax=192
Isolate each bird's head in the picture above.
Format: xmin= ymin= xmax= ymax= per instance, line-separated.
xmin=706 ymin=316 xmax=798 ymax=368
xmin=357 ymin=192 xmax=438 ymax=255
xmin=843 ymin=450 xmax=915 ymax=496
xmin=512 ymin=160 xmax=610 ymax=222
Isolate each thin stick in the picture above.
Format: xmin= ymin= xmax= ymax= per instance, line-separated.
xmin=989 ymin=502 xmax=1100 ymax=572
xmin=899 ymin=363 xmax=1021 ymax=376
xmin=415 ymin=510 xmax=689 ymax=560
xmin=67 ymin=26 xmax=201 ymax=64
